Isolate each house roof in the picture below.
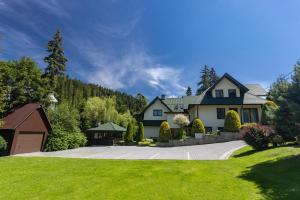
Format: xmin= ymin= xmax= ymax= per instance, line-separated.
xmin=140 ymin=97 xmax=172 ymax=115
xmin=208 ymin=73 xmax=249 ymax=93
xmin=86 ymin=122 xmax=126 ymax=132
xmin=244 ymin=84 xmax=267 ymax=96
xmin=1 ymin=103 xmax=52 ymax=130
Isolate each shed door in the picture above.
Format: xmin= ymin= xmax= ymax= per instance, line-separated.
xmin=14 ymin=132 xmax=44 ymax=154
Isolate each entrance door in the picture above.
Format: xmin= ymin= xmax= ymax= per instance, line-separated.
xmin=14 ymin=132 xmax=44 ymax=154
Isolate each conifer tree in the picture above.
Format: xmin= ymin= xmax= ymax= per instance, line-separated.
xmin=43 ymin=29 xmax=67 ymax=91
xmin=186 ymin=86 xmax=192 ymax=96
xmin=196 ymin=65 xmax=211 ymax=95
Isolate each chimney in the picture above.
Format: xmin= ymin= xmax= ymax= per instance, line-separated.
xmin=161 ymin=94 xmax=166 ymax=100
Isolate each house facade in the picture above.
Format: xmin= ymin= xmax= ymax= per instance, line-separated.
xmin=141 ymin=73 xmax=267 ymax=138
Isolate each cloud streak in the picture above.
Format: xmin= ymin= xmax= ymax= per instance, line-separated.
xmin=76 ymin=43 xmax=186 ymax=96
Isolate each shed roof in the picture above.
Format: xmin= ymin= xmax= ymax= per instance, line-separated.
xmin=1 ymin=103 xmax=51 ymax=131
xmin=87 ymin=122 xmax=126 ymax=132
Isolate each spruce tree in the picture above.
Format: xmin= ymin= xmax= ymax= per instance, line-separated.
xmin=196 ymin=65 xmax=211 ymax=95
xmin=209 ymin=67 xmax=219 ymax=85
xmin=43 ymin=29 xmax=67 ymax=91
xmin=186 ymin=86 xmax=192 ymax=96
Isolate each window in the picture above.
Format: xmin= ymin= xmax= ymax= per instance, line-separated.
xmin=228 ymin=89 xmax=237 ymax=97
xmin=243 ymin=108 xmax=258 ymax=123
xmin=215 ymin=89 xmax=224 ymax=98
xmin=229 ymin=108 xmax=238 ymax=113
xmin=217 ymin=108 xmax=226 ymax=119
xmin=153 ymin=109 xmax=163 ymax=116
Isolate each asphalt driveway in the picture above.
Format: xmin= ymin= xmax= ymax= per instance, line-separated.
xmin=16 ymin=140 xmax=246 ymax=160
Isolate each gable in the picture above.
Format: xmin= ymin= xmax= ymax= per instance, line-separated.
xmin=212 ymin=77 xmax=241 ymax=97
xmin=143 ymin=99 xmax=170 ymax=120
xmin=16 ymin=109 xmax=51 ymax=133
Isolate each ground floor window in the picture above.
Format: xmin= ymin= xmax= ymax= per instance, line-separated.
xmin=216 ymin=108 xmax=225 ymax=119
xmin=242 ymin=108 xmax=259 ymax=123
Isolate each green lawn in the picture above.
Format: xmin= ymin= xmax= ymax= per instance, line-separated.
xmin=0 ymin=146 xmax=300 ymax=200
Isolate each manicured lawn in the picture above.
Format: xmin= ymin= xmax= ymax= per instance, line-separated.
xmin=0 ymin=146 xmax=300 ymax=200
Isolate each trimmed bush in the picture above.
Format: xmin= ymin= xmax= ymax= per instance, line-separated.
xmin=224 ymin=110 xmax=241 ymax=132
xmin=125 ymin=123 xmax=134 ymax=143
xmin=0 ymin=136 xmax=7 ymax=150
xmin=240 ymin=125 xmax=275 ymax=150
xmin=261 ymin=101 xmax=279 ymax=125
xmin=138 ymin=139 xmax=154 ymax=146
xmin=159 ymin=121 xmax=171 ymax=142
xmin=136 ymin=122 xmax=144 ymax=142
xmin=191 ymin=118 xmax=205 ymax=136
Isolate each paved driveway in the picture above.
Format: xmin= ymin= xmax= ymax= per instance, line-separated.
xmin=16 ymin=140 xmax=246 ymax=160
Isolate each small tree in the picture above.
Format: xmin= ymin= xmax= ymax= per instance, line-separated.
xmin=224 ymin=110 xmax=241 ymax=132
xmin=191 ymin=118 xmax=205 ymax=136
xmin=159 ymin=121 xmax=171 ymax=142
xmin=136 ymin=122 xmax=144 ymax=142
xmin=186 ymin=86 xmax=192 ymax=96
xmin=173 ymin=114 xmax=190 ymax=139
xmin=261 ymin=101 xmax=278 ymax=125
xmin=125 ymin=123 xmax=134 ymax=143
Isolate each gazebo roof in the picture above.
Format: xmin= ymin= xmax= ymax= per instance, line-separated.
xmin=87 ymin=122 xmax=126 ymax=132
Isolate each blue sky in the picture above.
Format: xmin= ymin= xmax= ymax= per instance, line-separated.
xmin=0 ymin=0 xmax=300 ymax=98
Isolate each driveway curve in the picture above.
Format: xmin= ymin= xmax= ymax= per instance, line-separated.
xmin=16 ymin=140 xmax=246 ymax=160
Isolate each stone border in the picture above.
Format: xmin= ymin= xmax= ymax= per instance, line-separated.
xmin=157 ymin=132 xmax=241 ymax=147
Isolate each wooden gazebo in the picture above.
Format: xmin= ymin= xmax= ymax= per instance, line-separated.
xmin=86 ymin=122 xmax=126 ymax=145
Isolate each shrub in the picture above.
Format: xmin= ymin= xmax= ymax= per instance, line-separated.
xmin=67 ymin=132 xmax=87 ymax=149
xmin=159 ymin=121 xmax=171 ymax=142
xmin=240 ymin=125 xmax=275 ymax=150
xmin=125 ymin=123 xmax=134 ymax=143
xmin=261 ymin=101 xmax=279 ymax=125
xmin=0 ymin=136 xmax=7 ymax=150
xmin=178 ymin=128 xmax=187 ymax=140
xmin=136 ymin=122 xmax=144 ymax=142
xmin=241 ymin=123 xmax=257 ymax=129
xmin=270 ymin=134 xmax=284 ymax=147
xmin=173 ymin=114 xmax=190 ymax=127
xmin=45 ymin=128 xmax=87 ymax=151
xmin=224 ymin=110 xmax=241 ymax=132
xmin=45 ymin=129 xmax=69 ymax=151
xmin=191 ymin=118 xmax=205 ymax=136
xmin=138 ymin=139 xmax=153 ymax=146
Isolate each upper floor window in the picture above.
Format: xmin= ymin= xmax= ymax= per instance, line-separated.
xmin=228 ymin=89 xmax=237 ymax=97
xmin=153 ymin=109 xmax=163 ymax=116
xmin=217 ymin=108 xmax=226 ymax=119
xmin=215 ymin=89 xmax=224 ymax=98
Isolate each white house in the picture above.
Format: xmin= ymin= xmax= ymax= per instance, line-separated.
xmin=141 ymin=73 xmax=267 ymax=138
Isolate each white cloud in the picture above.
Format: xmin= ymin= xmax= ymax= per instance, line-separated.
xmin=77 ymin=43 xmax=186 ymax=96
xmin=95 ymin=17 xmax=140 ymax=38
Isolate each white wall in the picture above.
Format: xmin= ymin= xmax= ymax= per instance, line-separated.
xmin=144 ymin=126 xmax=160 ymax=138
xmin=143 ymin=100 xmax=168 ymax=120
xmin=194 ymin=105 xmax=262 ymax=131
xmin=212 ymin=78 xmax=241 ymax=98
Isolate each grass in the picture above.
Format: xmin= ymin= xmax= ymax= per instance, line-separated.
xmin=0 ymin=146 xmax=300 ymax=200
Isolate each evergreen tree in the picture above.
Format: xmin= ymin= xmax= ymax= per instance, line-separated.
xmin=196 ymin=65 xmax=211 ymax=95
xmin=125 ymin=123 xmax=134 ymax=143
xmin=43 ymin=29 xmax=67 ymax=91
xmin=186 ymin=86 xmax=192 ymax=96
xmin=136 ymin=122 xmax=144 ymax=142
xmin=209 ymin=67 xmax=219 ymax=85
xmin=268 ymin=75 xmax=290 ymax=104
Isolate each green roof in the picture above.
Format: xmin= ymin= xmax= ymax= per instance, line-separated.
xmin=87 ymin=122 xmax=126 ymax=132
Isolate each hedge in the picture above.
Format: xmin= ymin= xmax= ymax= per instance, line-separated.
xmin=191 ymin=118 xmax=205 ymax=136
xmin=159 ymin=121 xmax=171 ymax=142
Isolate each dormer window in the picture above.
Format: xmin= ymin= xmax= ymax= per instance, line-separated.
xmin=153 ymin=109 xmax=163 ymax=116
xmin=215 ymin=89 xmax=224 ymax=98
xmin=228 ymin=89 xmax=237 ymax=97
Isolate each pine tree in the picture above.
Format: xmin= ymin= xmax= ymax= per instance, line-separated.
xmin=196 ymin=65 xmax=211 ymax=95
xmin=43 ymin=29 xmax=68 ymax=91
xmin=186 ymin=86 xmax=192 ymax=96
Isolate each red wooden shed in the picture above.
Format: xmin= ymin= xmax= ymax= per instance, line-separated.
xmin=0 ymin=103 xmax=52 ymax=155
